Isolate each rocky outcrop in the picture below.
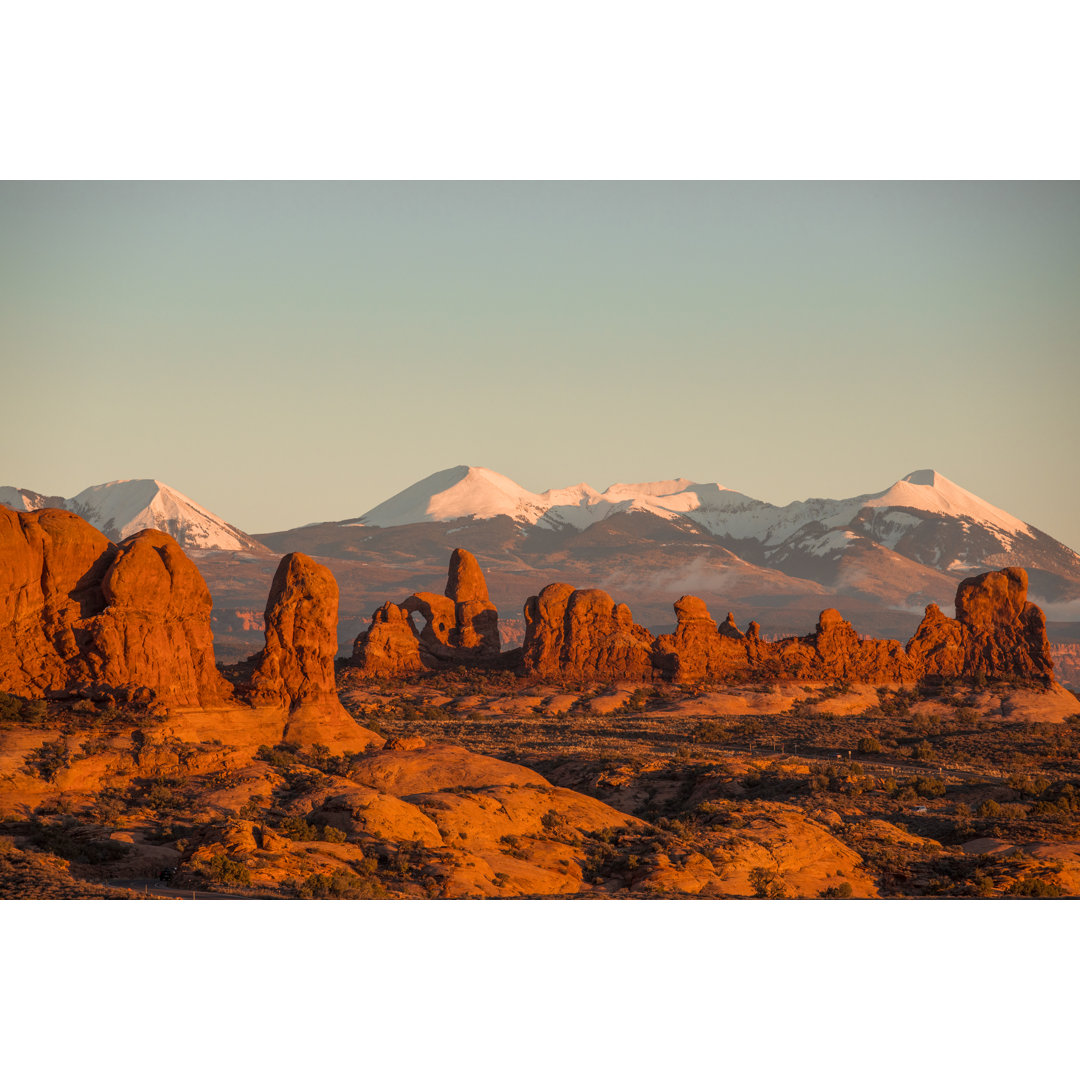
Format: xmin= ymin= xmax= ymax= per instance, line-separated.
xmin=522 ymin=584 xmax=655 ymax=680
xmin=523 ymin=567 xmax=1054 ymax=686
xmin=245 ymin=552 xmax=382 ymax=751
xmin=908 ymin=567 xmax=1052 ymax=681
xmin=250 ymin=553 xmax=339 ymax=709
xmin=652 ymin=596 xmax=753 ymax=682
xmin=762 ymin=608 xmax=913 ymax=683
xmin=352 ymin=548 xmax=500 ymax=675
xmin=0 ymin=507 xmax=229 ymax=707
xmin=352 ymin=601 xmax=429 ymax=678
xmin=445 ymin=548 xmax=500 ymax=656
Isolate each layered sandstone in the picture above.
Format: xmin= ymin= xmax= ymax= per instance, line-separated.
xmin=352 ymin=548 xmax=500 ymax=675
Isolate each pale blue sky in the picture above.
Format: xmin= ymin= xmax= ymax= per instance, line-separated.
xmin=2 ymin=182 xmax=1077 ymax=548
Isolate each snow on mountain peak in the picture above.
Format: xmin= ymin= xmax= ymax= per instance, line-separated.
xmin=867 ymin=470 xmax=1033 ymax=539
xmin=0 ymin=478 xmax=260 ymax=552
xmin=359 ymin=466 xmax=546 ymax=528
xmin=67 ymin=478 xmax=259 ymax=551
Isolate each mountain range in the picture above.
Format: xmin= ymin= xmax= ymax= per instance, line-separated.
xmin=5 ymin=467 xmax=1079 ymax=669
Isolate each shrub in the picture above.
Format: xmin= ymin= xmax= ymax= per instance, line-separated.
xmin=322 ymin=826 xmax=348 ymax=844
xmin=857 ymin=737 xmax=882 ymax=754
xmin=24 ymin=737 xmax=71 ymax=781
xmin=1007 ymin=875 xmax=1065 ymax=898
xmin=297 ymin=868 xmax=385 ymax=899
xmin=196 ymin=853 xmax=251 ymax=887
xmin=915 ymin=777 xmax=946 ymax=798
xmin=277 ymin=815 xmax=318 ymax=841
xmin=820 ymin=882 xmax=853 ymax=899
xmin=913 ymin=740 xmax=936 ymax=761
xmin=749 ymin=866 xmax=789 ymax=899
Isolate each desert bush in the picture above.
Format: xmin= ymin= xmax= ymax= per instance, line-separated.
xmin=955 ymin=707 xmax=979 ymax=723
xmin=748 ymin=866 xmax=789 ymax=899
xmin=975 ymin=800 xmax=1026 ymax=820
xmin=820 ymin=881 xmax=853 ymax=898
xmin=857 ymin=736 xmax=883 ymax=754
xmin=256 ymin=742 xmax=304 ymax=768
xmin=277 ymin=815 xmax=318 ymax=841
xmin=1007 ymin=875 xmax=1064 ymax=898
xmin=913 ymin=740 xmax=936 ymax=761
xmin=24 ymin=738 xmax=71 ymax=781
xmin=322 ymin=826 xmax=348 ymax=844
xmin=195 ymin=853 xmax=251 ymax=887
xmin=914 ymin=777 xmax=946 ymax=798
xmin=1007 ymin=773 xmax=1050 ymax=799
xmin=691 ymin=719 xmax=727 ymax=744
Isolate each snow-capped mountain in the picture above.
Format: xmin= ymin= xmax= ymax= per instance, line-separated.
xmin=359 ymin=465 xmax=762 ymax=531
xmin=355 ymin=464 xmax=1071 ymax=573
xmin=0 ymin=479 xmax=266 ymax=553
xmin=340 ymin=464 xmax=1080 ymax=608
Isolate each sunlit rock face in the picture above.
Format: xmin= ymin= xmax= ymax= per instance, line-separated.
xmin=351 ymin=548 xmax=501 ymax=676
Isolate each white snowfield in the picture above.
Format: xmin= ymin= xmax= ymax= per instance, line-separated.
xmin=0 ymin=479 xmax=254 ymax=551
xmin=359 ymin=465 xmax=1036 ymax=551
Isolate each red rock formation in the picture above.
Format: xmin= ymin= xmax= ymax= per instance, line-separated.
xmin=906 ymin=603 xmax=966 ymax=676
xmin=909 ymin=567 xmax=1052 ymax=681
xmin=0 ymin=507 xmax=229 ymax=707
xmin=250 ymin=553 xmax=340 ymax=709
xmin=351 ymin=601 xmax=427 ymax=678
xmin=352 ymin=548 xmax=500 ymax=675
xmin=0 ymin=507 xmax=112 ymax=695
xmin=652 ymin=596 xmax=752 ymax=682
xmin=522 ymin=584 xmax=654 ymax=680
xmin=446 ymin=548 xmax=500 ymax=657
xmin=83 ymin=530 xmax=231 ymax=707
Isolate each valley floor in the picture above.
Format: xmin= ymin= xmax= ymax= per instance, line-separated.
xmin=3 ymin=673 xmax=1079 ymax=900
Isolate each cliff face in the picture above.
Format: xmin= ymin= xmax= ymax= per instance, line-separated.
xmin=0 ymin=507 xmax=229 ymax=707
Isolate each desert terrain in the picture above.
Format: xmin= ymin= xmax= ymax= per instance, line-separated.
xmin=2 ymin=502 xmax=1077 ymax=900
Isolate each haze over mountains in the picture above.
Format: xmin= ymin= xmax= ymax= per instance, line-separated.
xmin=4 ymin=467 xmax=1079 ymax=667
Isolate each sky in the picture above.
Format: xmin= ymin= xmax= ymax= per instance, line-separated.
xmin=2 ymin=181 xmax=1078 ymax=549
